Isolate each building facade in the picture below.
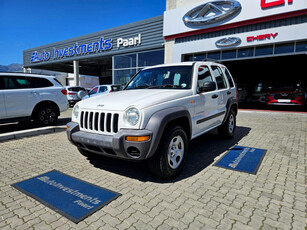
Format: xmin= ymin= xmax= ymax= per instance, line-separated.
xmin=164 ymin=0 xmax=307 ymax=95
xmin=23 ymin=16 xmax=164 ymax=86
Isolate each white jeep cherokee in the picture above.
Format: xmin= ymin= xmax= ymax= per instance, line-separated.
xmin=0 ymin=73 xmax=69 ymax=126
xmin=67 ymin=61 xmax=238 ymax=179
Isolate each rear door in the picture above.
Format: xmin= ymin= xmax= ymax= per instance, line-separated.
xmin=193 ymin=64 xmax=220 ymax=135
xmin=210 ymin=65 xmax=229 ymax=123
xmin=3 ymin=75 xmax=33 ymax=118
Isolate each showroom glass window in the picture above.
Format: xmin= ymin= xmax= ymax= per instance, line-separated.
xmin=113 ymin=50 xmax=164 ymax=86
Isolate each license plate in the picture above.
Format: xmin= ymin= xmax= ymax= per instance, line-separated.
xmin=278 ymin=99 xmax=291 ymax=103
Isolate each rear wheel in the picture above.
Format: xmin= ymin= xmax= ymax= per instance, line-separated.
xmin=148 ymin=125 xmax=188 ymax=179
xmin=34 ymin=105 xmax=58 ymax=126
xmin=218 ymin=109 xmax=236 ymax=138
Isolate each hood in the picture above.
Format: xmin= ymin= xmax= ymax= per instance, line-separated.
xmin=78 ymin=89 xmax=192 ymax=111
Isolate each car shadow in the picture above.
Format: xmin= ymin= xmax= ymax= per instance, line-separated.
xmin=86 ymin=126 xmax=251 ymax=183
xmin=0 ymin=117 xmax=71 ymax=134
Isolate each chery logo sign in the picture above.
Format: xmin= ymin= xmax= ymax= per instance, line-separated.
xmin=247 ymin=33 xmax=278 ymax=42
xmin=261 ymin=0 xmax=293 ymax=9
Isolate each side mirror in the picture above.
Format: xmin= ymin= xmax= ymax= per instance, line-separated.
xmin=199 ymin=81 xmax=216 ymax=93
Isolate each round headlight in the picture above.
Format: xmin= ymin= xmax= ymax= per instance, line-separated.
xmin=72 ymin=104 xmax=80 ymax=121
xmin=126 ymin=107 xmax=140 ymax=126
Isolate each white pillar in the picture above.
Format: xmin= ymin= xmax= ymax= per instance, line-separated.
xmin=73 ymin=60 xmax=79 ymax=86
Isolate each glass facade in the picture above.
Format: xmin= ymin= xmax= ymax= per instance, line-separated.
xmin=183 ymin=40 xmax=307 ymax=62
xmin=113 ymin=49 xmax=164 ymax=86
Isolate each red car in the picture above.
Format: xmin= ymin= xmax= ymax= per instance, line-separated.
xmin=265 ymin=86 xmax=306 ymax=106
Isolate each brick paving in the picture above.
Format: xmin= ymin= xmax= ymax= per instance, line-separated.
xmin=0 ymin=110 xmax=306 ymax=229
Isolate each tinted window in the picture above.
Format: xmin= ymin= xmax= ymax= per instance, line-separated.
xmin=224 ymin=68 xmax=235 ymax=88
xmin=198 ymin=66 xmax=213 ymax=88
xmin=211 ymin=66 xmax=227 ymax=90
xmin=99 ymin=86 xmax=108 ymax=93
xmin=68 ymin=87 xmax=85 ymax=92
xmin=27 ymin=77 xmax=53 ymax=88
xmin=2 ymin=76 xmax=29 ymax=89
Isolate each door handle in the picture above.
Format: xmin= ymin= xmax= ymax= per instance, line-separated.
xmin=31 ymin=91 xmax=38 ymax=95
xmin=227 ymin=91 xmax=232 ymax=95
xmin=212 ymin=94 xmax=218 ymax=99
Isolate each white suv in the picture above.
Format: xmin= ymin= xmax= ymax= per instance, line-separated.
xmin=0 ymin=73 xmax=69 ymax=125
xmin=67 ymin=61 xmax=238 ymax=178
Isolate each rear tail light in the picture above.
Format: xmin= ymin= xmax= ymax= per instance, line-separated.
xmin=109 ymin=90 xmax=113 ymax=93
xmin=68 ymin=92 xmax=76 ymax=95
xmin=61 ymin=89 xmax=67 ymax=95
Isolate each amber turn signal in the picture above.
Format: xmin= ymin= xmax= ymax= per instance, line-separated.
xmin=126 ymin=136 xmax=150 ymax=142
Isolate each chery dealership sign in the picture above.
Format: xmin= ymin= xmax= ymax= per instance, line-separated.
xmin=261 ymin=0 xmax=293 ymax=9
xmin=164 ymin=0 xmax=307 ymax=38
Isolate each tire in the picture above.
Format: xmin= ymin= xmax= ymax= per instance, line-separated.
xmin=34 ymin=105 xmax=58 ymax=126
xmin=218 ymin=109 xmax=236 ymax=138
xmin=148 ymin=125 xmax=188 ymax=179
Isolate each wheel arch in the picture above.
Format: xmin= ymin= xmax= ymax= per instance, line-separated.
xmin=31 ymin=100 xmax=60 ymax=119
xmin=145 ymin=106 xmax=192 ymax=159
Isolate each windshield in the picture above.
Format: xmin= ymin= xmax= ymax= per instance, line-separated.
xmin=125 ymin=66 xmax=193 ymax=90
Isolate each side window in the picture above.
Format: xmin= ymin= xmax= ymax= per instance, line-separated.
xmin=36 ymin=78 xmax=53 ymax=88
xmin=27 ymin=77 xmax=53 ymax=88
xmin=3 ymin=76 xmax=29 ymax=89
xmin=198 ymin=66 xmax=213 ymax=88
xmin=99 ymin=86 xmax=107 ymax=93
xmin=89 ymin=87 xmax=98 ymax=95
xmin=0 ymin=77 xmax=4 ymax=90
xmin=211 ymin=66 xmax=227 ymax=90
xmin=224 ymin=68 xmax=235 ymax=88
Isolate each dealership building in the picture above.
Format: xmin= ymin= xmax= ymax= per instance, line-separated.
xmin=23 ymin=0 xmax=307 ymax=90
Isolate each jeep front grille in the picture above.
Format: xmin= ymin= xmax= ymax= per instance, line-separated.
xmin=80 ymin=111 xmax=119 ymax=134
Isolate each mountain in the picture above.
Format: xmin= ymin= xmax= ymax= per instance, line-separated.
xmin=0 ymin=63 xmax=23 ymax=72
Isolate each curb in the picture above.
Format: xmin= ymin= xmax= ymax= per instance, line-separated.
xmin=0 ymin=126 xmax=67 ymax=142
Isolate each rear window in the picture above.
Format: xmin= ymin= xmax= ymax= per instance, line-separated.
xmin=68 ymin=87 xmax=85 ymax=92
xmin=111 ymin=85 xmax=121 ymax=91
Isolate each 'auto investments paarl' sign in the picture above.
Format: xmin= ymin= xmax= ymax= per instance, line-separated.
xmin=30 ymin=34 xmax=142 ymax=63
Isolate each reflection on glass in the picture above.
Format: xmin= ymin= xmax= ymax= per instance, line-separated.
xmin=275 ymin=43 xmax=294 ymax=54
xmin=255 ymin=45 xmax=273 ymax=56
xmin=114 ymin=69 xmax=136 ymax=86
xmin=114 ymin=54 xmax=136 ymax=69
xmin=138 ymin=50 xmax=164 ymax=67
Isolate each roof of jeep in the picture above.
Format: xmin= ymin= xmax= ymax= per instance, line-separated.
xmin=142 ymin=61 xmax=223 ymax=70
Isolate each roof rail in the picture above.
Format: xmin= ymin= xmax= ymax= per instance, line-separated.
xmin=202 ymin=58 xmax=222 ymax=64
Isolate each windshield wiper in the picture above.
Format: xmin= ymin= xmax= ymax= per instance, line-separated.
xmin=149 ymin=85 xmax=183 ymax=89
xmin=126 ymin=85 xmax=150 ymax=90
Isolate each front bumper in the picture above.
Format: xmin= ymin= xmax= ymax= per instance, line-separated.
xmin=66 ymin=122 xmax=153 ymax=160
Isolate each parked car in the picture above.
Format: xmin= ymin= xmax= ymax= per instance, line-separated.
xmin=65 ymin=86 xmax=86 ymax=106
xmin=236 ymin=83 xmax=247 ymax=103
xmin=246 ymin=83 xmax=269 ymax=104
xmin=67 ymin=61 xmax=238 ymax=179
xmin=82 ymin=84 xmax=121 ymax=100
xmin=265 ymin=85 xmax=306 ymax=106
xmin=0 ymin=73 xmax=68 ymax=125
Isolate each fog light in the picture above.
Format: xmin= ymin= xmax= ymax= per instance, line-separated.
xmin=126 ymin=136 xmax=150 ymax=142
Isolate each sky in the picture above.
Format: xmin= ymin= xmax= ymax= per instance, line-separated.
xmin=0 ymin=0 xmax=166 ymax=65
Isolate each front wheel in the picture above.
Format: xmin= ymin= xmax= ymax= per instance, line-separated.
xmin=148 ymin=126 xmax=188 ymax=179
xmin=218 ymin=109 xmax=236 ymax=138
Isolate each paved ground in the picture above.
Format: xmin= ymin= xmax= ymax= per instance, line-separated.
xmin=0 ymin=110 xmax=306 ymax=229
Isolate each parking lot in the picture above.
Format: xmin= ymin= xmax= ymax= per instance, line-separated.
xmin=0 ymin=110 xmax=306 ymax=230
